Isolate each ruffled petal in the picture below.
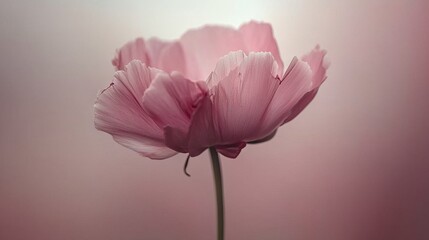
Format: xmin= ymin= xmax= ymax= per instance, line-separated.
xmin=283 ymin=46 xmax=328 ymax=123
xmin=143 ymin=72 xmax=207 ymax=133
xmin=239 ymin=21 xmax=284 ymax=75
xmin=207 ymin=50 xmax=245 ymax=89
xmin=94 ymin=60 xmax=176 ymax=159
xmin=112 ymin=38 xmax=149 ymax=71
xmin=180 ymin=25 xmax=246 ymax=81
xmin=302 ymin=45 xmax=328 ymax=87
xmin=114 ymin=21 xmax=284 ymax=82
xmin=211 ymin=52 xmax=280 ymax=143
xmin=145 ymin=38 xmax=171 ymax=67
xmin=156 ymin=42 xmax=187 ymax=76
xmin=113 ymin=38 xmax=187 ymax=76
xmin=257 ymin=58 xmax=312 ymax=135
xmin=142 ymin=72 xmax=208 ymax=152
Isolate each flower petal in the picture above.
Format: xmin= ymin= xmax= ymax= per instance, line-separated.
xmin=145 ymin=38 xmax=171 ymax=67
xmin=94 ymin=60 xmax=176 ymax=159
xmin=163 ymin=126 xmax=189 ymax=153
xmin=187 ymin=96 xmax=218 ymax=157
xmin=210 ymin=52 xmax=280 ymax=143
xmin=302 ymin=45 xmax=328 ymax=87
xmin=142 ymin=72 xmax=208 ymax=152
xmin=143 ymin=72 xmax=207 ymax=132
xmin=247 ymin=130 xmax=277 ymax=144
xmin=112 ymin=38 xmax=149 ymax=71
xmin=257 ymin=58 xmax=312 ymax=135
xmin=180 ymin=25 xmax=246 ymax=81
xmin=187 ymin=96 xmax=247 ymax=158
xmin=239 ymin=21 xmax=284 ymax=75
xmin=283 ymin=46 xmax=328 ymax=123
xmin=114 ymin=21 xmax=284 ymax=81
xmin=113 ymin=135 xmax=176 ymax=160
xmin=112 ymin=38 xmax=187 ymax=76
xmin=207 ymin=50 xmax=245 ymax=89
xmin=156 ymin=42 xmax=187 ymax=76
xmin=216 ymin=142 xmax=246 ymax=158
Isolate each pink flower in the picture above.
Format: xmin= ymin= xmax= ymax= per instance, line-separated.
xmin=95 ymin=21 xmax=328 ymax=159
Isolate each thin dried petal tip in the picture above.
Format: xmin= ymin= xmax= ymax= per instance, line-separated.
xmin=184 ymin=154 xmax=191 ymax=177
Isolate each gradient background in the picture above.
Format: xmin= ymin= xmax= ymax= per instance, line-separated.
xmin=1 ymin=0 xmax=428 ymax=239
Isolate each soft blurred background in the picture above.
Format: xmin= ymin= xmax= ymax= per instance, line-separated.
xmin=1 ymin=0 xmax=428 ymax=239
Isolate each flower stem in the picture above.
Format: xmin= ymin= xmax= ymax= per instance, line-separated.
xmin=209 ymin=147 xmax=224 ymax=240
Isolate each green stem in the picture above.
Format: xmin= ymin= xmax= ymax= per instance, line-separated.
xmin=209 ymin=147 xmax=224 ymax=240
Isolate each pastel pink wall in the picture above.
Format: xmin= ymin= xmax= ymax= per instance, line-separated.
xmin=1 ymin=0 xmax=428 ymax=239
